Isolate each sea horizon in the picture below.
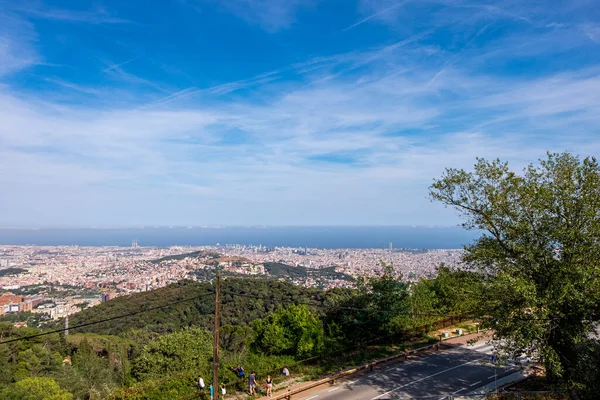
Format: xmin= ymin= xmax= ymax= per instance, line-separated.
xmin=0 ymin=226 xmax=478 ymax=249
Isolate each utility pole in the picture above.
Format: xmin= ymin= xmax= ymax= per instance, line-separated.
xmin=65 ymin=313 xmax=69 ymax=336
xmin=212 ymin=271 xmax=221 ymax=398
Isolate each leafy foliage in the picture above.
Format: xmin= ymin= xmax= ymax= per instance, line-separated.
xmin=2 ymin=267 xmax=492 ymax=399
xmin=325 ymin=264 xmax=410 ymax=344
xmin=149 ymin=250 xmax=220 ymax=264
xmin=428 ymin=264 xmax=483 ymax=315
xmin=262 ymin=262 xmax=353 ymax=281
xmin=131 ymin=328 xmax=212 ymax=381
xmin=0 ymin=267 xmax=27 ymax=277
xmin=252 ymin=304 xmax=324 ymax=358
xmin=0 ymin=376 xmax=73 ymax=400
xmin=430 ymin=152 xmax=600 ymax=394
xmin=63 ymin=278 xmax=345 ymax=336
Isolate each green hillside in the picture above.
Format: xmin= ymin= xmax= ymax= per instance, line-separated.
xmin=149 ymin=250 xmax=220 ymax=264
xmin=2 ymin=266 xmax=493 ymax=400
xmin=63 ymin=278 xmax=352 ymax=336
xmin=0 ymin=267 xmax=27 ymax=277
xmin=263 ymin=262 xmax=354 ymax=281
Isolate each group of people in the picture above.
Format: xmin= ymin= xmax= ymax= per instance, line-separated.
xmin=241 ymin=365 xmax=290 ymax=397
xmin=198 ymin=365 xmax=290 ymax=398
xmin=235 ymin=366 xmax=265 ymax=396
xmin=197 ymin=376 xmax=226 ymax=399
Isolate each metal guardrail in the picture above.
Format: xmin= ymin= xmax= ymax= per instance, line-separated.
xmin=271 ymin=330 xmax=492 ymax=400
xmin=271 ymin=342 xmax=443 ymax=400
xmin=375 ymin=391 xmax=560 ymax=399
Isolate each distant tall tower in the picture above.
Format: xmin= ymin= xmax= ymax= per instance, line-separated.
xmin=389 ymin=242 xmax=393 ymax=251
xmin=132 ymin=240 xmax=139 ymax=248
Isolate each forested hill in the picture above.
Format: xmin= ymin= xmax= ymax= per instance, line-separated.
xmin=263 ymin=262 xmax=354 ymax=281
xmin=62 ymin=278 xmax=353 ymax=336
xmin=149 ymin=250 xmax=220 ymax=264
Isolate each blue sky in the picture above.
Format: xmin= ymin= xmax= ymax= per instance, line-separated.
xmin=1 ymin=0 xmax=599 ymax=227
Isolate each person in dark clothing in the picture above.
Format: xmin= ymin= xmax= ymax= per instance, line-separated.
xmin=248 ymin=372 xmax=256 ymax=395
xmin=235 ymin=365 xmax=245 ymax=378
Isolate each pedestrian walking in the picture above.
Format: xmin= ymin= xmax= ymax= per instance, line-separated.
xmin=198 ymin=376 xmax=205 ymax=390
xmin=265 ymin=375 xmax=273 ymax=397
xmin=221 ymin=384 xmax=226 ymax=398
xmin=209 ymin=384 xmax=214 ymax=400
xmin=248 ymin=371 xmax=256 ymax=395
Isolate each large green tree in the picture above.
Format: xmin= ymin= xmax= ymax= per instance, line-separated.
xmin=0 ymin=377 xmax=73 ymax=400
xmin=252 ymin=304 xmax=324 ymax=358
xmin=430 ymin=152 xmax=600 ymax=390
xmin=131 ymin=327 xmax=213 ymax=381
xmin=326 ymin=264 xmax=410 ymax=344
xmin=429 ymin=264 xmax=483 ymax=316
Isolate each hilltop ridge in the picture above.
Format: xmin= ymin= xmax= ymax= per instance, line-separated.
xmin=61 ymin=278 xmax=352 ymax=336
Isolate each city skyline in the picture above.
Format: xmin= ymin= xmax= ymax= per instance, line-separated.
xmin=1 ymin=0 xmax=600 ymax=226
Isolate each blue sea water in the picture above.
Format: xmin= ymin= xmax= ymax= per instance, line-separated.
xmin=0 ymin=226 xmax=478 ymax=249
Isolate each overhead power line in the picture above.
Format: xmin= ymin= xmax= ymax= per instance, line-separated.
xmin=0 ymin=290 xmax=215 ymax=345
xmin=219 ymin=288 xmax=556 ymax=322
xmin=2 ymin=281 xmax=558 ymax=346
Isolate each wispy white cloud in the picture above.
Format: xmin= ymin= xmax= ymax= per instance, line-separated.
xmin=0 ymin=36 xmax=38 ymax=78
xmin=214 ymin=0 xmax=315 ymax=32
xmin=1 ymin=0 xmax=599 ymax=225
xmin=102 ymin=57 xmax=140 ymax=73
xmin=343 ymin=0 xmax=408 ymax=32
xmin=42 ymin=78 xmax=103 ymax=95
xmin=101 ymin=58 xmax=172 ymax=94
xmin=582 ymin=23 xmax=600 ymax=44
xmin=426 ymin=22 xmax=491 ymax=88
xmin=0 ymin=11 xmax=39 ymax=77
xmin=5 ymin=2 xmax=130 ymax=24
xmin=3 ymin=51 xmax=600 ymax=224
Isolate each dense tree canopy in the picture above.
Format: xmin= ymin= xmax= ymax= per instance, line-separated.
xmin=252 ymin=304 xmax=324 ymax=358
xmin=131 ymin=328 xmax=213 ymax=381
xmin=430 ymin=152 xmax=600 ymax=392
xmin=1 ymin=263 xmax=496 ymax=399
xmin=326 ymin=264 xmax=410 ymax=344
xmin=63 ymin=279 xmax=349 ymax=337
xmin=0 ymin=377 xmax=73 ymax=400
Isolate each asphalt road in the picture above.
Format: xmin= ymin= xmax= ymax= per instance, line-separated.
xmin=296 ymin=340 xmax=522 ymax=400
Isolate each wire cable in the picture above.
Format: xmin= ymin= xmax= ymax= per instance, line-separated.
xmin=219 ymin=288 xmax=556 ymax=322
xmin=0 ymin=290 xmax=215 ymax=345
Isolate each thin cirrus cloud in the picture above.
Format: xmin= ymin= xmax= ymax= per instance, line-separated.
xmin=0 ymin=0 xmax=599 ymax=226
xmin=213 ymin=0 xmax=315 ymax=32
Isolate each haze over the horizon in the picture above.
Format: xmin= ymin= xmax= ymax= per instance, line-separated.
xmin=1 ymin=0 xmax=599 ymax=227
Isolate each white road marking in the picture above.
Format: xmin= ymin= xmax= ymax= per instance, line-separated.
xmin=468 ymin=342 xmax=489 ymax=351
xmin=345 ymin=380 xmax=357 ymax=385
xmin=469 ymin=381 xmax=482 ymax=386
xmin=488 ymin=375 xmax=496 ymax=379
xmin=453 ymin=388 xmax=466 ymax=394
xmin=328 ymin=387 xmax=340 ymax=392
xmin=305 ymin=396 xmax=319 ymax=400
xmin=370 ymin=359 xmax=483 ymax=400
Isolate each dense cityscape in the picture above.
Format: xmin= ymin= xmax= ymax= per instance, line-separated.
xmin=0 ymin=244 xmax=462 ymax=321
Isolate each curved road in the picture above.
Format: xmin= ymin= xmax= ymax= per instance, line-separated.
xmin=295 ymin=340 xmax=523 ymax=400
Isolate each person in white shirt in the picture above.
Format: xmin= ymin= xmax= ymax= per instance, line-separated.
xmin=198 ymin=376 xmax=205 ymax=390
